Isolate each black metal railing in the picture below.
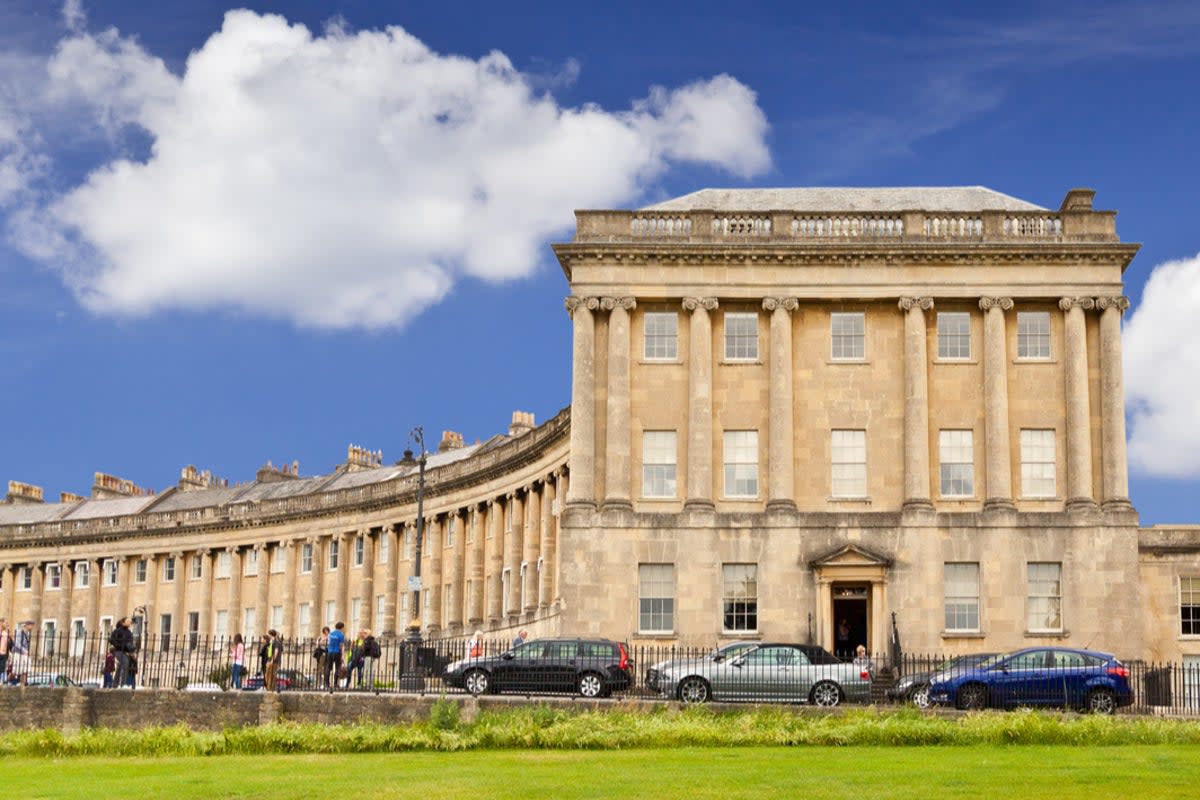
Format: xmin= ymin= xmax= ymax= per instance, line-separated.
xmin=5 ymin=634 xmax=1198 ymax=716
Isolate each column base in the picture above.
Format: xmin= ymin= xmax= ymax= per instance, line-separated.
xmin=1101 ymin=498 xmax=1135 ymax=513
xmin=600 ymin=498 xmax=633 ymax=513
xmin=982 ymin=498 xmax=1017 ymax=513
xmin=765 ymin=499 xmax=798 ymax=515
xmin=1065 ymin=497 xmax=1099 ymax=514
xmin=901 ymin=499 xmax=935 ymax=524
xmin=683 ymin=498 xmax=715 ymax=513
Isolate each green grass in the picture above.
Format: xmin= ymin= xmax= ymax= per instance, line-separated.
xmin=10 ymin=746 xmax=1200 ymax=799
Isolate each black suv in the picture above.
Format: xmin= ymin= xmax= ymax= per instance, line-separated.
xmin=444 ymin=637 xmax=633 ymax=698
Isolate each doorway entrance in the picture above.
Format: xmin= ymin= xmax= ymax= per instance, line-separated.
xmin=832 ymin=585 xmax=869 ymax=660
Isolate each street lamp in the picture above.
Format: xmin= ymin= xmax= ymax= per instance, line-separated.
xmin=399 ymin=426 xmax=427 ymax=692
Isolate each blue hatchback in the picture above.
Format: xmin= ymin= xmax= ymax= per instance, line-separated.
xmin=928 ymin=646 xmax=1133 ymax=713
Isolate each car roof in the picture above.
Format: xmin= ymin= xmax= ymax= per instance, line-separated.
xmin=1003 ymin=646 xmax=1115 ymax=659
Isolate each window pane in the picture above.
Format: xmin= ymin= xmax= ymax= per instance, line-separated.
xmin=944 ymin=563 xmax=980 ymax=631
xmin=939 ymin=430 xmax=974 ymax=497
xmin=644 ymin=312 xmax=678 ymax=360
xmin=723 ymin=431 xmax=758 ymax=497
xmin=722 ymin=563 xmax=758 ymax=631
xmin=643 ymin=431 xmax=677 ymax=498
xmin=1020 ymin=429 xmax=1057 ymax=497
xmin=831 ymin=312 xmax=865 ymax=360
xmin=937 ymin=312 xmax=971 ymax=359
xmin=831 ymin=429 xmax=867 ymax=497
xmin=639 ymin=564 xmax=674 ymax=632
xmin=1027 ymin=562 xmax=1062 ymax=631
xmin=1017 ymin=312 xmax=1051 ymax=359
xmin=724 ymin=313 xmax=759 ymax=360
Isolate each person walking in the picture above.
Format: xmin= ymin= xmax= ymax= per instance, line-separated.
xmin=10 ymin=621 xmax=34 ymax=685
xmin=0 ymin=619 xmax=11 ymax=683
xmin=109 ymin=617 xmax=135 ymax=689
xmin=361 ymin=629 xmax=381 ymax=690
xmin=324 ymin=622 xmax=345 ymax=692
xmin=512 ymin=629 xmax=528 ymax=648
xmin=263 ymin=630 xmax=283 ymax=692
xmin=314 ymin=626 xmax=330 ymax=689
xmin=102 ymin=646 xmax=116 ymax=688
xmin=229 ymin=633 xmax=246 ymax=689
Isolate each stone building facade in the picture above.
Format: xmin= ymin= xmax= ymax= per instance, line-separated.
xmin=2 ymin=185 xmax=1199 ymax=673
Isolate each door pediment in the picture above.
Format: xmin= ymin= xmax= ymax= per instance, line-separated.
xmin=809 ymin=543 xmax=892 ymax=570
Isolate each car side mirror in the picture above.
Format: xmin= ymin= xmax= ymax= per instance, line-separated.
xmin=502 ymin=651 xmax=514 ymax=660
xmin=731 ymin=656 xmax=746 ymax=668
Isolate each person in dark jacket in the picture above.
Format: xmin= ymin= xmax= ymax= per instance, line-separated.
xmin=361 ymin=629 xmax=381 ymax=689
xmin=110 ymin=617 xmax=135 ymax=688
xmin=263 ymin=630 xmax=283 ymax=692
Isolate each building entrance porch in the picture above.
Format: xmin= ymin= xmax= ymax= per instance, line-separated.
xmin=810 ymin=544 xmax=892 ymax=659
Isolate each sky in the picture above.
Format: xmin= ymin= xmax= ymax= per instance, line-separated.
xmin=0 ymin=0 xmax=1198 ymax=524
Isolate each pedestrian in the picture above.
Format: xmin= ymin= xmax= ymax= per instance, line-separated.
xmin=512 ymin=629 xmax=528 ymax=648
xmin=102 ymin=646 xmax=116 ymax=688
xmin=126 ymin=651 xmax=138 ymax=689
xmin=313 ymin=626 xmax=330 ymax=689
xmin=7 ymin=620 xmax=33 ymax=686
xmin=109 ymin=617 xmax=135 ymax=688
xmin=361 ymin=629 xmax=381 ymax=690
xmin=229 ymin=633 xmax=245 ymax=689
xmin=324 ymin=622 xmax=345 ymax=692
xmin=345 ymin=631 xmax=365 ymax=688
xmin=853 ymin=644 xmax=874 ymax=673
xmin=0 ymin=619 xmax=11 ymax=682
xmin=263 ymin=630 xmax=283 ymax=692
xmin=468 ymin=629 xmax=483 ymax=658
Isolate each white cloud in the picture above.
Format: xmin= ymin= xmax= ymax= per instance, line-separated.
xmin=1124 ymin=252 xmax=1200 ymax=478
xmin=8 ymin=9 xmax=771 ymax=329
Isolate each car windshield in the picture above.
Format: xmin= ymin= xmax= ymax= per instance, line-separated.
xmin=710 ymin=643 xmax=756 ymax=661
xmin=972 ymin=654 xmax=1007 ymax=670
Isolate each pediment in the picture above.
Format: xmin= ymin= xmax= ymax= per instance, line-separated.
xmin=808 ymin=543 xmax=892 ymax=569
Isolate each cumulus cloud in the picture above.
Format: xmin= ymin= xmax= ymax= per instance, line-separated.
xmin=1124 ymin=252 xmax=1200 ymax=477
xmin=6 ymin=9 xmax=771 ymax=328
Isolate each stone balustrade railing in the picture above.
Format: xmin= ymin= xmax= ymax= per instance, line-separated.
xmin=0 ymin=407 xmax=571 ymax=544
xmin=574 ymin=208 xmax=1119 ymax=243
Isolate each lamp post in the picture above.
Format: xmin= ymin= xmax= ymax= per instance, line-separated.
xmin=399 ymin=426 xmax=427 ymax=692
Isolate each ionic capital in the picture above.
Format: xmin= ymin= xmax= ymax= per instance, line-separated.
xmin=978 ymin=296 xmax=1014 ymax=312
xmin=682 ymin=296 xmax=719 ymax=312
xmin=1058 ymin=296 xmax=1096 ymax=311
xmin=1096 ymin=296 xmax=1130 ymax=314
xmin=600 ymin=296 xmax=636 ymax=311
xmin=564 ymin=295 xmax=601 ymax=317
xmin=898 ymin=296 xmax=934 ymax=312
xmin=762 ymin=296 xmax=799 ymax=312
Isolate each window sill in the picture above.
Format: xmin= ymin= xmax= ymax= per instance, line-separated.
xmin=720 ymin=359 xmax=763 ymax=366
xmin=941 ymin=631 xmax=986 ymax=639
xmin=721 ymin=631 xmax=761 ymax=638
xmin=940 ymin=496 xmax=977 ymax=501
xmin=1013 ymin=358 xmax=1056 ymax=365
xmin=723 ymin=496 xmax=761 ymax=502
xmin=635 ymin=632 xmax=677 ymax=639
xmin=828 ymin=496 xmax=872 ymax=504
xmin=1024 ymin=629 xmax=1069 ymax=638
xmin=1020 ymin=496 xmax=1062 ymax=502
xmin=933 ymin=358 xmax=978 ymax=365
xmin=640 ymin=359 xmax=683 ymax=366
xmin=827 ymin=359 xmax=870 ymax=365
xmin=640 ymin=497 xmax=679 ymax=503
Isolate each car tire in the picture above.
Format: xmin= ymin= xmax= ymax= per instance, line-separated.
xmin=957 ymin=683 xmax=988 ymax=710
xmin=910 ymin=684 xmax=932 ymax=709
xmin=677 ymin=676 xmax=711 ymax=704
xmin=464 ymin=668 xmax=490 ymax=696
xmin=578 ymin=672 xmax=605 ymax=698
xmin=1086 ymin=688 xmax=1117 ymax=715
xmin=810 ymin=680 xmax=842 ymax=707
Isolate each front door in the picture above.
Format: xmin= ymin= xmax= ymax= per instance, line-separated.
xmin=832 ymin=585 xmax=869 ymax=660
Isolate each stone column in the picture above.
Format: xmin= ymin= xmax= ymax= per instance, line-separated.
xmin=900 ymin=297 xmax=935 ymax=511
xmin=198 ymin=550 xmax=214 ymax=639
xmin=2 ymin=564 xmax=16 ymax=628
xmin=764 ymin=297 xmax=798 ymax=512
xmin=358 ymin=530 xmax=375 ymax=631
xmin=467 ymin=506 xmax=485 ymax=626
xmin=817 ymin=578 xmax=833 ymax=652
xmin=565 ymin=296 xmax=600 ymax=508
xmin=85 ymin=559 xmax=101 ymax=640
xmin=683 ymin=297 xmax=718 ymax=511
xmin=602 ymin=296 xmax=636 ymax=511
xmin=504 ymin=492 xmax=523 ymax=616
xmin=487 ymin=499 xmax=503 ymax=623
xmin=226 ymin=547 xmax=243 ymax=635
xmin=57 ymin=561 xmax=75 ymax=651
xmin=29 ymin=563 xmax=44 ymax=628
xmin=114 ymin=556 xmax=131 ymax=621
xmin=1061 ymin=297 xmax=1097 ymax=511
xmin=980 ymin=297 xmax=1015 ymax=511
xmin=255 ymin=544 xmax=270 ymax=635
xmin=281 ymin=540 xmax=297 ymax=637
xmin=1097 ymin=296 xmax=1133 ymax=512
xmin=426 ymin=517 xmax=443 ymax=633
xmin=448 ymin=511 xmax=466 ymax=631
xmin=307 ymin=537 xmax=323 ymax=638
xmin=381 ymin=525 xmax=399 ymax=637
xmin=524 ymin=483 xmax=541 ymax=614
xmin=870 ymin=580 xmax=887 ymax=658
xmin=538 ymin=475 xmax=556 ymax=609
xmin=334 ymin=533 xmax=350 ymax=626
xmin=143 ymin=554 xmax=159 ymax=634
xmin=172 ymin=552 xmax=187 ymax=645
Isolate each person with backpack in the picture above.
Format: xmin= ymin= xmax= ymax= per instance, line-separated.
xmin=263 ymin=630 xmax=283 ymax=692
xmin=323 ymin=622 xmax=345 ymax=693
xmin=361 ymin=629 xmax=381 ymax=690
xmin=109 ymin=617 xmax=135 ymax=689
xmin=345 ymin=631 xmax=365 ymax=689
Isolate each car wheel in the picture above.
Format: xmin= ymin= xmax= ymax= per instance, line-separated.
xmin=578 ymin=672 xmax=605 ymax=698
xmin=957 ymin=683 xmax=988 ymax=710
xmin=910 ymin=684 xmax=932 ymax=709
xmin=1086 ymin=688 xmax=1117 ymax=715
xmin=810 ymin=681 xmax=842 ymax=707
xmin=677 ymin=676 xmax=711 ymax=704
xmin=464 ymin=669 xmax=490 ymax=696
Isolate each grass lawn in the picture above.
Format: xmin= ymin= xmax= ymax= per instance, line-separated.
xmin=14 ymin=746 xmax=1200 ymax=799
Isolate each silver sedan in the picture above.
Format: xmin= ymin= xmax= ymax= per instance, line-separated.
xmin=657 ymin=643 xmax=871 ymax=705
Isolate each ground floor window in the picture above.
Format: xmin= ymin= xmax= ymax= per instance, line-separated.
xmin=944 ymin=562 xmax=980 ymax=632
xmin=638 ymin=563 xmax=674 ymax=633
xmin=722 ymin=563 xmax=758 ymax=632
xmin=1182 ymin=576 xmax=1200 ymax=636
xmin=1027 ymin=562 xmax=1062 ymax=632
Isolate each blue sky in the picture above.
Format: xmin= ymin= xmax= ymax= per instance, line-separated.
xmin=1 ymin=1 xmax=1198 ymax=523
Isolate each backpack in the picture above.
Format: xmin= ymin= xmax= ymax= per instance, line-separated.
xmin=365 ymin=638 xmax=381 ymax=659
xmin=108 ymin=629 xmax=121 ymax=649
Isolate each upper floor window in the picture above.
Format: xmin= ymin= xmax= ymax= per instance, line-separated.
xmin=380 ymin=531 xmax=391 ymax=561
xmin=134 ymin=559 xmax=147 ymax=584
xmin=47 ymin=563 xmax=61 ymax=589
xmin=19 ymin=567 xmax=33 ymax=590
xmin=215 ymin=552 xmax=231 ymax=579
xmin=468 ymin=512 xmax=477 ymax=544
xmin=353 ymin=535 xmax=365 ymax=567
xmin=1027 ymin=562 xmax=1063 ymax=632
xmin=944 ymin=562 xmax=980 ymax=632
xmin=75 ymin=561 xmax=90 ymax=588
xmin=937 ymin=312 xmax=971 ymax=360
xmin=724 ymin=313 xmax=758 ymax=360
xmin=1020 ymin=429 xmax=1056 ymax=497
xmin=270 ymin=548 xmax=286 ymax=574
xmin=190 ymin=555 xmax=203 ymax=580
xmin=300 ymin=543 xmax=313 ymax=574
xmin=445 ymin=518 xmax=455 ymax=549
xmin=642 ymin=431 xmax=678 ymax=499
xmin=403 ymin=529 xmax=413 ymax=559
xmin=723 ymin=430 xmax=759 ymax=498
xmin=103 ymin=559 xmax=118 ymax=586
xmin=939 ymin=429 xmax=975 ymax=497
xmin=243 ymin=548 xmax=258 ymax=577
xmin=163 ymin=557 xmax=176 ymax=582
xmin=831 ymin=312 xmax=865 ymax=360
xmin=1017 ymin=312 xmax=1051 ymax=359
xmin=328 ymin=540 xmax=340 ymax=570
xmin=644 ymin=312 xmax=678 ymax=360
xmin=831 ymin=429 xmax=867 ymax=498
xmin=1182 ymin=576 xmax=1200 ymax=637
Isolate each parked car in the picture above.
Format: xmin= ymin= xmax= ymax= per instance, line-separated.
xmin=927 ymin=647 xmax=1134 ymax=713
xmin=655 ymin=642 xmax=871 ymax=705
xmin=241 ymin=669 xmax=314 ymax=691
xmin=25 ymin=673 xmax=80 ymax=688
xmin=887 ymin=652 xmax=998 ymax=709
xmin=444 ymin=637 xmax=633 ymax=698
xmin=647 ymin=642 xmax=844 ymax=693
